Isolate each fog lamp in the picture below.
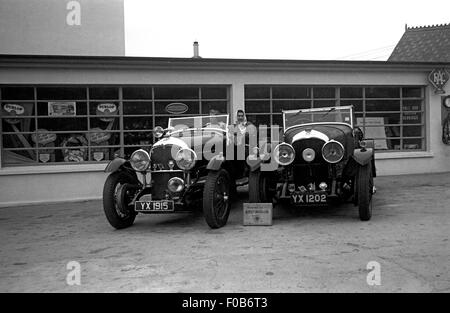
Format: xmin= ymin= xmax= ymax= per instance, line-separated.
xmin=319 ymin=182 xmax=328 ymax=191
xmin=302 ymin=148 xmax=316 ymax=162
xmin=168 ymin=177 xmax=185 ymax=193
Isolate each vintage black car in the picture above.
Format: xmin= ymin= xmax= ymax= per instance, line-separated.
xmin=102 ymin=114 xmax=249 ymax=229
xmin=248 ymin=105 xmax=376 ymax=221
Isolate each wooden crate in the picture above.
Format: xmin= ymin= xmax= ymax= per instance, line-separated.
xmin=243 ymin=203 xmax=273 ymax=226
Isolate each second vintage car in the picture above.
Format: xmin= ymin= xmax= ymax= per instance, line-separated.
xmin=248 ymin=105 xmax=376 ymax=221
xmin=102 ymin=114 xmax=249 ymax=229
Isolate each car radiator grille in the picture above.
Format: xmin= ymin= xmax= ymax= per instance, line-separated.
xmin=292 ymin=138 xmax=326 ymax=164
xmin=150 ymin=171 xmax=184 ymax=200
xmin=151 ymin=144 xmax=178 ymax=170
xmin=292 ymin=163 xmax=330 ymax=187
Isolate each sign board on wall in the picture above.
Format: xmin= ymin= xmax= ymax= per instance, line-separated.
xmin=428 ymin=68 xmax=449 ymax=94
xmin=0 ymin=0 xmax=125 ymax=56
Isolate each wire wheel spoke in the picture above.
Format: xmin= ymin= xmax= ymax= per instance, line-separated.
xmin=214 ymin=177 xmax=229 ymax=218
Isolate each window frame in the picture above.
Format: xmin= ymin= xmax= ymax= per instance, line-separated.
xmin=0 ymin=85 xmax=230 ymax=167
xmin=244 ymin=85 xmax=426 ymax=152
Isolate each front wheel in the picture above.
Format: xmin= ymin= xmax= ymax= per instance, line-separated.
xmin=203 ymin=169 xmax=231 ymax=229
xmin=249 ymin=170 xmax=270 ymax=203
xmin=103 ymin=171 xmax=137 ymax=229
xmin=357 ymin=163 xmax=374 ymax=221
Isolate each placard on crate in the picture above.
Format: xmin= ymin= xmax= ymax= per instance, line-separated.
xmin=243 ymin=203 xmax=273 ymax=226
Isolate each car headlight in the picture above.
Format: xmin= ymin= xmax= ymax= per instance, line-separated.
xmin=168 ymin=177 xmax=185 ymax=193
xmin=153 ymin=126 xmax=164 ymax=139
xmin=130 ymin=149 xmax=151 ymax=171
xmin=175 ymin=148 xmax=197 ymax=170
xmin=322 ymin=140 xmax=344 ymax=163
xmin=274 ymin=143 xmax=295 ymax=166
xmin=302 ymin=148 xmax=316 ymax=162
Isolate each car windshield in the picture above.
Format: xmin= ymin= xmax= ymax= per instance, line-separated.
xmin=168 ymin=114 xmax=229 ymax=134
xmin=283 ymin=106 xmax=353 ymax=130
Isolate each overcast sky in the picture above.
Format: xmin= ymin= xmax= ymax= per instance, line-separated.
xmin=124 ymin=0 xmax=450 ymax=60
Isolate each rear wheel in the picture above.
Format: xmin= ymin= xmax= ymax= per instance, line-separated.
xmin=203 ymin=169 xmax=231 ymax=229
xmin=357 ymin=163 xmax=373 ymax=221
xmin=103 ymin=171 xmax=137 ymax=229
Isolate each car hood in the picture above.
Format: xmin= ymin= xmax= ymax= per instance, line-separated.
xmin=284 ymin=123 xmax=353 ymax=146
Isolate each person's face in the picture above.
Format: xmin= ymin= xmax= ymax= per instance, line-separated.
xmin=237 ymin=112 xmax=245 ymax=122
xmin=209 ymin=116 xmax=218 ymax=124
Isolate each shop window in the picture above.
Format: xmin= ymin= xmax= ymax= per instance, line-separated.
xmin=273 ymin=100 xmax=311 ymax=112
xmin=272 ymin=86 xmax=310 ymax=99
xmin=245 ymin=100 xmax=271 ymax=113
xmin=246 ymin=114 xmax=271 ymax=127
xmin=123 ymin=117 xmax=153 ymax=131
xmin=1 ymin=87 xmax=34 ymax=100
xmin=1 ymin=85 xmax=229 ymax=167
xmin=90 ymin=87 xmax=119 ymax=100
xmin=245 ymin=86 xmax=270 ymax=99
xmin=365 ymin=87 xmax=400 ymax=98
xmin=154 ymin=101 xmax=199 ymax=115
xmin=341 ymin=87 xmax=363 ymax=98
xmin=201 ymin=101 xmax=228 ymax=114
xmin=123 ymin=87 xmax=152 ymax=99
xmin=366 ymin=100 xmax=400 ymax=111
xmin=154 ymin=87 xmax=199 ymax=100
xmin=122 ymin=101 xmax=152 ymax=115
xmin=313 ymin=87 xmax=335 ymax=99
xmin=341 ymin=99 xmax=363 ymax=112
xmin=244 ymin=85 xmax=425 ymax=152
xmin=37 ymin=87 xmax=86 ymax=100
xmin=402 ymin=87 xmax=422 ymax=98
xmin=313 ymin=100 xmax=337 ymax=108
xmin=201 ymin=87 xmax=228 ymax=99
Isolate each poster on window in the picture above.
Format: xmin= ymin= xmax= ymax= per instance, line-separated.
xmin=48 ymin=101 xmax=76 ymax=116
xmin=356 ymin=117 xmax=388 ymax=150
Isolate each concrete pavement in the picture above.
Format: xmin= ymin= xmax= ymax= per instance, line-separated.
xmin=0 ymin=172 xmax=449 ymax=292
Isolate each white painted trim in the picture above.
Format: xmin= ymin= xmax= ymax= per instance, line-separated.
xmin=375 ymin=151 xmax=434 ymax=160
xmin=0 ymin=163 xmax=107 ymax=176
xmin=0 ymin=196 xmax=101 ymax=208
xmin=292 ymin=130 xmax=329 ymax=143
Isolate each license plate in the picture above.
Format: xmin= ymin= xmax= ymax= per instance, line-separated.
xmin=135 ymin=200 xmax=174 ymax=212
xmin=291 ymin=192 xmax=327 ymax=205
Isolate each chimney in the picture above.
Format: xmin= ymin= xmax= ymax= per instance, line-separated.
xmin=193 ymin=41 xmax=201 ymax=58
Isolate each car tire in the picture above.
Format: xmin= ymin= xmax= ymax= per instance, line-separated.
xmin=357 ymin=163 xmax=373 ymax=221
xmin=248 ymin=170 xmax=268 ymax=203
xmin=203 ymin=169 xmax=231 ymax=229
xmin=103 ymin=171 xmax=137 ymax=229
